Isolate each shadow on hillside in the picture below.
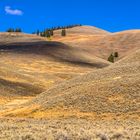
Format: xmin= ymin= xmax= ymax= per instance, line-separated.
xmin=0 ymin=41 xmax=109 ymax=68
xmin=0 ymin=78 xmax=43 ymax=97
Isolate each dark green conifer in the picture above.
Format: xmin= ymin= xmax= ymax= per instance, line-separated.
xmin=50 ymin=30 xmax=54 ymax=36
xmin=61 ymin=29 xmax=66 ymax=36
xmin=108 ymin=53 xmax=115 ymax=63
xmin=114 ymin=52 xmax=119 ymax=57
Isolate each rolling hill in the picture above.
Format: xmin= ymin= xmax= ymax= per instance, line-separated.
xmin=53 ymin=26 xmax=140 ymax=60
xmin=0 ymin=31 xmax=110 ymax=98
xmin=0 ymin=26 xmax=140 ymax=140
xmin=0 ymin=26 xmax=140 ymax=106
xmin=53 ymin=25 xmax=110 ymax=36
xmin=16 ymin=48 xmax=140 ymax=120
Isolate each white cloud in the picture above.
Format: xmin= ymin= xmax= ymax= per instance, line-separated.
xmin=5 ymin=6 xmax=23 ymax=16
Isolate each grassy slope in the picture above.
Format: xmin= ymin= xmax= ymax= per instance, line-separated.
xmin=0 ymin=32 xmax=110 ymax=97
xmin=53 ymin=26 xmax=140 ymax=60
xmin=0 ymin=26 xmax=140 ymax=140
xmin=0 ymin=26 xmax=140 ymax=115
xmin=18 ymin=49 xmax=140 ymax=120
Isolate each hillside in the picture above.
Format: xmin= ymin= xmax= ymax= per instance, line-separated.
xmin=0 ymin=32 xmax=110 ymax=98
xmin=0 ymin=27 xmax=140 ymax=140
xmin=0 ymin=26 xmax=140 ymax=108
xmin=0 ymin=32 xmax=43 ymax=44
xmin=15 ymin=48 xmax=140 ymax=120
xmin=53 ymin=26 xmax=140 ymax=60
xmin=53 ymin=25 xmax=110 ymax=36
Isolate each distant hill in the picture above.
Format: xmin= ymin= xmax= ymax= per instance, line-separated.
xmin=53 ymin=25 xmax=110 ymax=36
xmin=53 ymin=26 xmax=140 ymax=60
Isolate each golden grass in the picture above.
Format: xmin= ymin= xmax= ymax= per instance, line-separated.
xmin=0 ymin=28 xmax=140 ymax=139
xmin=1 ymin=102 xmax=139 ymax=121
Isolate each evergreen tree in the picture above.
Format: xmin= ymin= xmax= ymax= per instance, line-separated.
xmin=7 ymin=28 xmax=14 ymax=32
xmin=108 ymin=53 xmax=114 ymax=63
xmin=61 ymin=29 xmax=66 ymax=36
xmin=114 ymin=52 xmax=119 ymax=57
xmin=46 ymin=30 xmax=51 ymax=38
xmin=37 ymin=24 xmax=82 ymax=38
xmin=40 ymin=32 xmax=44 ymax=37
xmin=7 ymin=28 xmax=22 ymax=32
xmin=15 ymin=28 xmax=22 ymax=32
xmin=36 ymin=30 xmax=40 ymax=36
xmin=41 ymin=30 xmax=45 ymax=37
xmin=50 ymin=30 xmax=54 ymax=36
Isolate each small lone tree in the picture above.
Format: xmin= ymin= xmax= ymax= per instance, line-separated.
xmin=61 ymin=29 xmax=66 ymax=36
xmin=108 ymin=53 xmax=115 ymax=63
xmin=114 ymin=52 xmax=119 ymax=57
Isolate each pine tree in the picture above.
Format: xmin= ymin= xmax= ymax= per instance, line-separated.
xmin=37 ymin=24 xmax=82 ymax=38
xmin=7 ymin=28 xmax=22 ymax=32
xmin=114 ymin=52 xmax=119 ymax=57
xmin=43 ymin=31 xmax=46 ymax=37
xmin=50 ymin=30 xmax=54 ymax=36
xmin=108 ymin=53 xmax=114 ymax=63
xmin=40 ymin=32 xmax=44 ymax=37
xmin=46 ymin=30 xmax=51 ymax=38
xmin=36 ymin=30 xmax=40 ymax=36
xmin=7 ymin=28 xmax=14 ymax=32
xmin=61 ymin=29 xmax=66 ymax=36
xmin=15 ymin=28 xmax=22 ymax=32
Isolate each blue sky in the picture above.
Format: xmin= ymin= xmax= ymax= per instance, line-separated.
xmin=0 ymin=0 xmax=140 ymax=33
